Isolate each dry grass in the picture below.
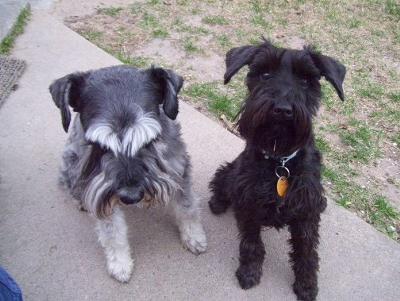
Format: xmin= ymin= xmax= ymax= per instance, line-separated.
xmin=66 ymin=0 xmax=400 ymax=241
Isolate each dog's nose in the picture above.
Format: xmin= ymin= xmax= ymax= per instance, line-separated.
xmin=120 ymin=189 xmax=144 ymax=205
xmin=273 ymin=104 xmax=293 ymax=119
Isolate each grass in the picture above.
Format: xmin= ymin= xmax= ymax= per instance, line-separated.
xmin=389 ymin=92 xmax=400 ymax=103
xmin=385 ymin=0 xmax=400 ymax=20
xmin=83 ymin=30 xmax=103 ymax=41
xmin=140 ymin=12 xmax=160 ymax=29
xmin=113 ymin=52 xmax=150 ymax=68
xmin=98 ymin=6 xmax=123 ymax=16
xmin=183 ymin=38 xmax=200 ymax=53
xmin=68 ymin=0 xmax=400 ymax=242
xmin=216 ymin=34 xmax=231 ymax=49
xmin=202 ymin=16 xmax=229 ymax=26
xmin=0 ymin=6 xmax=31 ymax=55
xmin=323 ymin=166 xmax=399 ymax=240
xmin=339 ymin=120 xmax=381 ymax=163
xmin=185 ymin=83 xmax=239 ymax=119
xmin=152 ymin=28 xmax=169 ymax=38
xmin=250 ymin=0 xmax=271 ymax=28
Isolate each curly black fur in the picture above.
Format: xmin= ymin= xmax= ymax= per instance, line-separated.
xmin=209 ymin=40 xmax=346 ymax=301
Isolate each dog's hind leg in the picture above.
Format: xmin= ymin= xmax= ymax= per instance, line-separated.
xmin=96 ymin=206 xmax=134 ymax=283
xmin=288 ymin=216 xmax=321 ymax=301
xmin=169 ymin=181 xmax=207 ymax=255
xmin=208 ymin=162 xmax=234 ymax=215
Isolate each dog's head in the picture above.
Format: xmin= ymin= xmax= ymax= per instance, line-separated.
xmin=224 ymin=40 xmax=346 ymax=156
xmin=49 ymin=65 xmax=183 ymax=216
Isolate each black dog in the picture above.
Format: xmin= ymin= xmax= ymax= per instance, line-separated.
xmin=209 ymin=40 xmax=345 ymax=301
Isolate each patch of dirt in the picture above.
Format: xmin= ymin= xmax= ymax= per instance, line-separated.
xmin=182 ymin=14 xmax=203 ymax=27
xmin=276 ymin=34 xmax=306 ymax=49
xmin=357 ymin=158 xmax=400 ymax=210
xmin=184 ymin=54 xmax=225 ymax=81
xmin=52 ymin=0 xmax=145 ymax=18
xmin=134 ymin=39 xmax=185 ymax=62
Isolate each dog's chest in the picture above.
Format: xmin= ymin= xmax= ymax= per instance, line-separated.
xmin=238 ymin=166 xmax=298 ymax=227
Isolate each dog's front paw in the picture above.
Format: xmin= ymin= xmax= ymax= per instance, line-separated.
xmin=180 ymin=222 xmax=207 ymax=255
xmin=293 ymin=280 xmax=318 ymax=301
xmin=107 ymin=256 xmax=134 ymax=283
xmin=236 ymin=264 xmax=262 ymax=289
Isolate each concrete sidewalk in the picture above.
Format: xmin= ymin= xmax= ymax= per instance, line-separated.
xmin=0 ymin=10 xmax=399 ymax=301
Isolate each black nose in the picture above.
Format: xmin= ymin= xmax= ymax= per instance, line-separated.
xmin=120 ymin=190 xmax=144 ymax=205
xmin=273 ymin=103 xmax=293 ymax=119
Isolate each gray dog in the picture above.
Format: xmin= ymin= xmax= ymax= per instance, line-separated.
xmin=49 ymin=65 xmax=207 ymax=282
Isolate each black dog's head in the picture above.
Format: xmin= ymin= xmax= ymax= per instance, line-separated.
xmin=49 ymin=65 xmax=183 ymax=215
xmin=224 ymin=40 xmax=346 ymax=156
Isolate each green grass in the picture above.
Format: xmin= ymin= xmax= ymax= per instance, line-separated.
xmin=173 ymin=18 xmax=210 ymax=35
xmin=339 ymin=120 xmax=381 ymax=163
xmin=148 ymin=0 xmax=161 ymax=5
xmin=82 ymin=30 xmax=103 ymax=41
xmin=349 ymin=18 xmax=362 ymax=29
xmin=358 ymin=81 xmax=385 ymax=100
xmin=152 ymin=28 xmax=168 ymax=38
xmin=185 ymin=83 xmax=238 ymax=119
xmin=389 ymin=92 xmax=400 ymax=102
xmin=216 ymin=34 xmax=231 ymax=49
xmin=0 ymin=6 xmax=31 ymax=55
xmin=98 ymin=6 xmax=123 ymax=16
xmin=315 ymin=136 xmax=332 ymax=153
xmin=140 ymin=12 xmax=160 ymax=29
xmin=202 ymin=16 xmax=229 ymax=26
xmin=321 ymin=82 xmax=337 ymax=110
xmin=113 ymin=52 xmax=150 ymax=68
xmin=322 ymin=166 xmax=399 ymax=240
xmin=183 ymin=38 xmax=199 ymax=53
xmin=250 ymin=0 xmax=270 ymax=28
xmin=386 ymin=0 xmax=400 ymax=20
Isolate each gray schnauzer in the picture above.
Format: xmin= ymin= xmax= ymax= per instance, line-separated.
xmin=49 ymin=65 xmax=207 ymax=282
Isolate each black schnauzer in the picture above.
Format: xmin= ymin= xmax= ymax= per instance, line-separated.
xmin=209 ymin=40 xmax=345 ymax=301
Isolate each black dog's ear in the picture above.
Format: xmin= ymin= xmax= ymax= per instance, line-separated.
xmin=224 ymin=45 xmax=258 ymax=84
xmin=49 ymin=72 xmax=87 ymax=132
xmin=308 ymin=49 xmax=346 ymax=101
xmin=151 ymin=67 xmax=183 ymax=120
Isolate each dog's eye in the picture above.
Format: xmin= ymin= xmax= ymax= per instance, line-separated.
xmin=260 ymin=73 xmax=272 ymax=80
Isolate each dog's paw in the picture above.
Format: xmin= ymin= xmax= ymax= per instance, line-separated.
xmin=180 ymin=222 xmax=207 ymax=255
xmin=293 ymin=280 xmax=318 ymax=301
xmin=236 ymin=264 xmax=262 ymax=290
xmin=208 ymin=197 xmax=229 ymax=215
xmin=107 ymin=256 xmax=134 ymax=283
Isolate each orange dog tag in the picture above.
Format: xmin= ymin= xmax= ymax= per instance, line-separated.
xmin=277 ymin=176 xmax=288 ymax=197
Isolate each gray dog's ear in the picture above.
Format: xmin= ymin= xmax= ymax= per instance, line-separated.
xmin=308 ymin=49 xmax=346 ymax=101
xmin=49 ymin=72 xmax=87 ymax=132
xmin=224 ymin=45 xmax=258 ymax=84
xmin=151 ymin=67 xmax=183 ymax=120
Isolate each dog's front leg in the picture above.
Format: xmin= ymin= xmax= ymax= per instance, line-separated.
xmin=96 ymin=206 xmax=133 ymax=283
xmin=288 ymin=216 xmax=321 ymax=301
xmin=235 ymin=215 xmax=265 ymax=289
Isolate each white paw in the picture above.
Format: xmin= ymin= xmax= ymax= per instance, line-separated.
xmin=180 ymin=222 xmax=207 ymax=255
xmin=107 ymin=256 xmax=134 ymax=283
